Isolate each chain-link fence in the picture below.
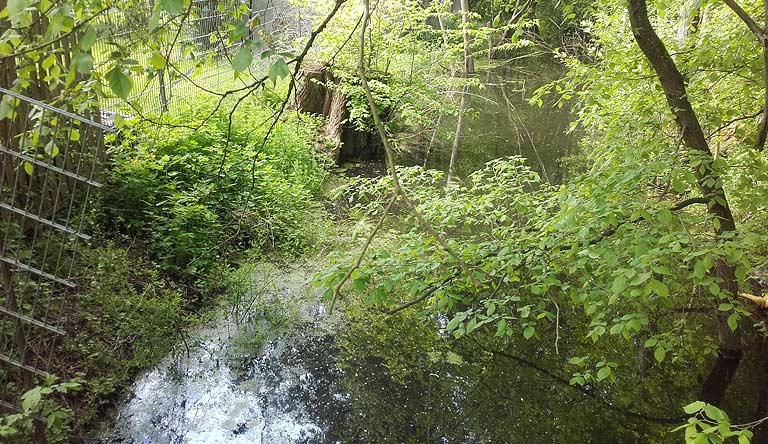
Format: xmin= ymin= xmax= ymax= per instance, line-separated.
xmin=95 ymin=0 xmax=309 ymax=119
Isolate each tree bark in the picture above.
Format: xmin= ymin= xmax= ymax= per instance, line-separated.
xmin=447 ymin=84 xmax=470 ymax=184
xmin=675 ymin=0 xmax=700 ymax=43
xmin=756 ymin=0 xmax=768 ymax=150
xmin=627 ymin=0 xmax=742 ymax=406
xmin=459 ymin=0 xmax=474 ymax=75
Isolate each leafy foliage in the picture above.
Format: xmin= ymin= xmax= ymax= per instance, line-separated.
xmin=0 ymin=376 xmax=83 ymax=443
xmin=102 ymin=98 xmax=329 ymax=280
xmin=676 ymin=402 xmax=754 ymax=444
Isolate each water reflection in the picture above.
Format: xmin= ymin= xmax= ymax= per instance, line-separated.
xmin=419 ymin=57 xmax=576 ymax=183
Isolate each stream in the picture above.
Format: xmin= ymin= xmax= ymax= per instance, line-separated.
xmin=99 ymin=56 xmax=577 ymax=444
xmin=100 ymin=264 xmax=348 ymax=444
xmin=417 ymin=56 xmax=576 ymax=183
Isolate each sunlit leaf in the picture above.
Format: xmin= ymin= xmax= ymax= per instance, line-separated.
xmin=232 ymin=46 xmax=252 ymax=72
xmin=107 ymin=67 xmax=132 ymax=99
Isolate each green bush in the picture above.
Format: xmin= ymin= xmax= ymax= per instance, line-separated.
xmin=102 ymin=98 xmax=329 ymax=280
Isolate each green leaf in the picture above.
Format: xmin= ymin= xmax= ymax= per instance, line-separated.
xmin=7 ymin=0 xmax=29 ymax=18
xmin=160 ymin=0 xmax=184 ymax=14
xmin=596 ymin=366 xmax=611 ymax=381
xmin=671 ymin=176 xmax=688 ymax=193
xmin=149 ymin=52 xmax=166 ymax=70
xmin=611 ymin=275 xmax=626 ymax=294
xmin=148 ymin=5 xmax=161 ymax=30
xmin=79 ymin=27 xmax=97 ymax=51
xmin=683 ymin=401 xmax=706 ymax=414
xmin=269 ymin=58 xmax=289 ymax=85
xmin=229 ymin=22 xmax=246 ymax=42
xmin=446 ymin=312 xmax=466 ymax=331
xmin=694 ymin=260 xmax=708 ymax=279
xmin=654 ymin=346 xmax=666 ymax=363
xmin=727 ymin=312 xmax=739 ymax=331
xmin=232 ymin=46 xmax=252 ymax=72
xmin=703 ymin=404 xmax=728 ymax=422
xmin=648 ymin=279 xmax=669 ymax=297
xmin=44 ymin=140 xmax=59 ymax=157
xmin=42 ymin=54 xmax=56 ymax=70
xmin=445 ymin=351 xmax=464 ymax=365
xmin=495 ymin=318 xmax=507 ymax=336
xmin=107 ymin=67 xmax=132 ymax=99
xmin=21 ymin=386 xmax=41 ymax=411
xmin=570 ymin=375 xmax=586 ymax=386
xmin=72 ymin=52 xmax=93 ymax=74
xmin=657 ymin=208 xmax=672 ymax=223
xmin=23 ymin=161 xmax=33 ymax=176
xmin=523 ymin=325 xmax=535 ymax=339
xmin=0 ymin=95 xmax=13 ymax=120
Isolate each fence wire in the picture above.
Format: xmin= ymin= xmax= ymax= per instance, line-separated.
xmin=0 ymin=86 xmax=113 ymax=417
xmin=95 ymin=0 xmax=308 ymax=119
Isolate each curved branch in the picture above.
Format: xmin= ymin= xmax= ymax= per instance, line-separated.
xmin=329 ymin=193 xmax=397 ymax=313
xmin=722 ymin=0 xmax=765 ymax=40
xmin=357 ymin=0 xmax=482 ymax=289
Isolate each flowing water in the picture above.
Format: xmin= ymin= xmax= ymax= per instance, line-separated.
xmin=100 ymin=265 xmax=349 ymax=444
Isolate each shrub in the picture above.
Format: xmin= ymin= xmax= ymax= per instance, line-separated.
xmin=101 ymin=98 xmax=329 ymax=280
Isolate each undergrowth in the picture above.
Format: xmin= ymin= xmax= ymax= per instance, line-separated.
xmin=1 ymin=96 xmax=334 ymax=443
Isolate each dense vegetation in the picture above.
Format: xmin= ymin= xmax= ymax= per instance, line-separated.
xmin=2 ymin=0 xmax=768 ymax=441
xmin=0 ymin=98 xmax=329 ymax=439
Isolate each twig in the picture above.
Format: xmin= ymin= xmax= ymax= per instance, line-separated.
xmin=357 ymin=0 xmax=482 ymax=289
xmin=551 ymin=297 xmax=560 ymax=355
xmin=329 ymin=193 xmax=397 ymax=313
xmin=384 ymin=274 xmax=456 ymax=316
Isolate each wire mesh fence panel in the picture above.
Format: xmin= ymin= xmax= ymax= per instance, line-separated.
xmin=0 ymin=86 xmax=113 ymax=417
xmin=94 ymin=0 xmax=308 ymax=119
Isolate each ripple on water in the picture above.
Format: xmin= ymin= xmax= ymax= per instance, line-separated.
xmin=102 ymin=282 xmax=346 ymax=444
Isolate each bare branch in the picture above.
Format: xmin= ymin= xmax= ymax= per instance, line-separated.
xmin=706 ymin=109 xmax=763 ymax=139
xmin=384 ymin=274 xmax=456 ymax=316
xmin=329 ymin=193 xmax=398 ymax=313
xmin=722 ymin=0 xmax=765 ymax=40
xmin=357 ymin=0 xmax=482 ymax=289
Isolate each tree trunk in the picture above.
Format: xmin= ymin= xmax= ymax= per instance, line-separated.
xmin=459 ymin=0 xmax=474 ymax=75
xmin=447 ymin=84 xmax=470 ymax=184
xmin=627 ymin=0 xmax=743 ymax=406
xmin=437 ymin=2 xmax=450 ymax=50
xmin=754 ymin=337 xmax=768 ymax=443
xmin=676 ymin=0 xmax=701 ymax=42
